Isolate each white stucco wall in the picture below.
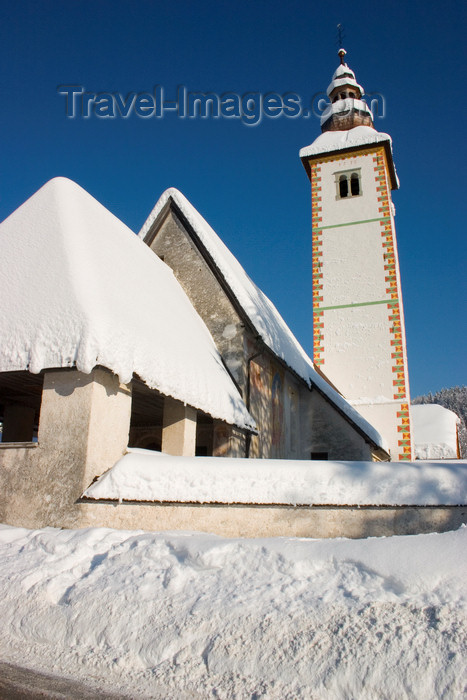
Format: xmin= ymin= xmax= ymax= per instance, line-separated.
xmin=319 ymin=152 xmax=383 ymax=226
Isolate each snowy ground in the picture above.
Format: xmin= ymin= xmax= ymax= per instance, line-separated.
xmin=0 ymin=524 xmax=466 ymax=699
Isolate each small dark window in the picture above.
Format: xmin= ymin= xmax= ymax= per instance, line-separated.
xmin=0 ymin=371 xmax=43 ymax=443
xmin=340 ymin=92 xmax=346 ymax=100
xmin=337 ymin=170 xmax=362 ymax=199
xmin=350 ymin=173 xmax=360 ymax=196
xmin=349 ymin=91 xmax=355 ymax=98
xmin=339 ymin=175 xmax=348 ymax=198
xmin=311 ymin=452 xmax=328 ymax=460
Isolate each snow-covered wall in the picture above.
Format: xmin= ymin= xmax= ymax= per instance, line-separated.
xmin=86 ymin=450 xmax=467 ymax=507
xmin=2 ymin=437 xmax=466 ymax=537
xmin=75 ymin=451 xmax=467 ymax=538
xmin=412 ymin=404 xmax=460 ymax=459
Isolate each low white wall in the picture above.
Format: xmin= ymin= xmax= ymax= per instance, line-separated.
xmin=2 ymin=440 xmax=466 ymax=539
xmin=77 ymin=501 xmax=467 ymax=539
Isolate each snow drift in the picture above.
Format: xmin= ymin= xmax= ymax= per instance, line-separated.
xmin=0 ymin=524 xmax=465 ymax=699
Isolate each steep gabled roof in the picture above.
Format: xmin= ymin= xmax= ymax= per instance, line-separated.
xmin=0 ymin=178 xmax=255 ymax=431
xmin=140 ymin=187 xmax=315 ymax=382
xmin=139 ymin=188 xmax=387 ymax=452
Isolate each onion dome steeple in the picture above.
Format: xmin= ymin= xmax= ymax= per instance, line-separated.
xmin=320 ymin=49 xmax=374 ymax=133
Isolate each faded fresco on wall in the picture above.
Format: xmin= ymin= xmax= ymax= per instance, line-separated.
xmin=271 ymin=366 xmax=284 ymax=458
xmin=213 ymin=422 xmax=231 ymax=456
xmin=248 ymin=354 xmax=271 ymax=458
xmin=286 ymin=382 xmax=299 ymax=456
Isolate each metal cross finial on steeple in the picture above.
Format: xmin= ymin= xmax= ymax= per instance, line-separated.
xmin=336 ymin=23 xmax=345 ymax=49
xmin=336 ymin=25 xmax=347 ymax=64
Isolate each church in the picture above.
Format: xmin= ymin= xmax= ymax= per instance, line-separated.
xmin=2 ymin=50 xmax=463 ymax=538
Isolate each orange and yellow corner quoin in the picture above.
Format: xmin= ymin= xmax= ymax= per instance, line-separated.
xmin=373 ymin=151 xmax=412 ymax=460
xmin=310 ymin=162 xmax=324 ymax=365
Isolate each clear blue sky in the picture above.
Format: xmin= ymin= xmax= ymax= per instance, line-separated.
xmin=1 ymin=0 xmax=465 ymax=397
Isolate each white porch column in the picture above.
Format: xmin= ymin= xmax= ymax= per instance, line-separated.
xmin=162 ymin=397 xmax=197 ymax=456
xmin=38 ymin=368 xmax=132 ymax=491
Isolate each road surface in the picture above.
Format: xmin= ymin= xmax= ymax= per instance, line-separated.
xmin=0 ymin=662 xmax=132 ymax=699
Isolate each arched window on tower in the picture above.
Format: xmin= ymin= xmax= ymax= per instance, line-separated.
xmin=351 ymin=172 xmax=360 ymax=196
xmin=335 ymin=169 xmax=362 ymax=200
xmin=339 ymin=175 xmax=348 ymax=198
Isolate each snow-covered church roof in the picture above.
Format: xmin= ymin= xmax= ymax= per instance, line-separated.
xmin=0 ymin=178 xmax=255 ymax=431
xmin=299 ymin=126 xmax=400 ymax=190
xmin=299 ymin=125 xmax=392 ymax=158
xmin=326 ymin=63 xmax=364 ymax=98
xmin=139 ymin=187 xmax=386 ymax=451
xmin=319 ymin=98 xmax=372 ymax=127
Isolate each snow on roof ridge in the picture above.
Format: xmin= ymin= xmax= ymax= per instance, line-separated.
xmin=326 ymin=76 xmax=364 ymax=97
xmin=332 ymin=64 xmax=356 ymax=81
xmin=139 ymin=186 xmax=184 ymax=239
xmin=139 ymin=188 xmax=386 ymax=449
xmin=0 ymin=178 xmax=255 ymax=430
xmin=139 ymin=187 xmax=314 ymax=376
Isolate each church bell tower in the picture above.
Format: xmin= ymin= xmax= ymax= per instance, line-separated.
xmin=300 ymin=49 xmax=413 ymax=460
